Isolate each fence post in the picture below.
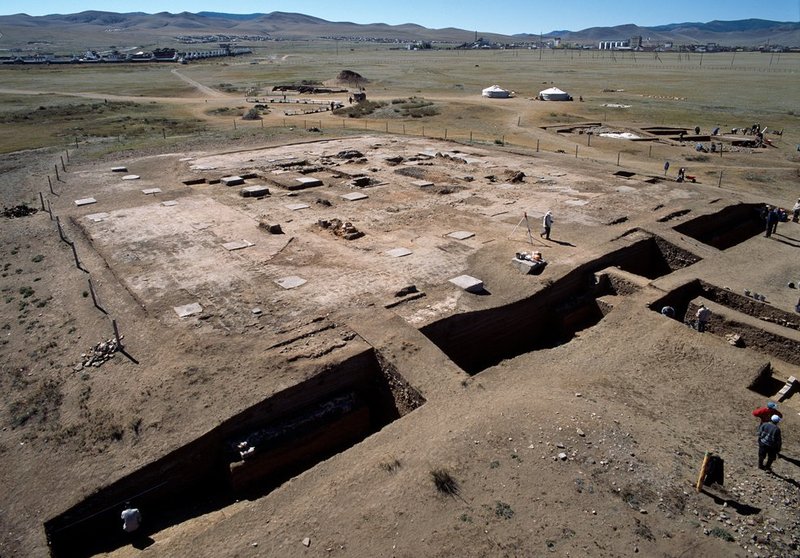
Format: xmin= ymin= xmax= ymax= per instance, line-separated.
xmin=88 ymin=278 xmax=106 ymax=313
xmin=536 ymin=139 xmax=540 ymax=152
xmin=617 ymin=152 xmax=621 ymax=166
xmin=111 ymin=319 xmax=124 ymax=350
xmin=69 ymin=242 xmax=82 ymax=271
xmin=55 ymin=216 xmax=68 ymax=243
xmin=55 ymin=164 xmax=60 ymax=182
xmin=48 ymin=176 xmax=56 ymax=195
xmin=60 ymin=156 xmax=66 ymax=171
xmin=46 ymin=200 xmax=54 ymax=220
xmin=575 ymin=145 xmax=578 ymax=158
xmin=39 ymin=192 xmax=45 ymax=211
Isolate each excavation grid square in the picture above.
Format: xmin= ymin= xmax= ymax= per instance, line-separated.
xmin=222 ymin=240 xmax=253 ymax=251
xmin=448 ymin=231 xmax=475 ymax=240
xmin=275 ymin=276 xmax=307 ymax=289
xmin=386 ymin=248 xmax=413 ymax=258
xmin=449 ymin=275 xmax=484 ymax=293
xmin=174 ymin=302 xmax=203 ymax=318
xmin=341 ymin=192 xmax=369 ymax=201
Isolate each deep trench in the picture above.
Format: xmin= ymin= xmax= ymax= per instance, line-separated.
xmin=44 ymin=350 xmax=424 ymax=558
xmin=673 ymin=202 xmax=765 ymax=250
xmin=649 ymin=280 xmax=800 ymax=366
xmin=421 ymin=234 xmax=701 ymax=375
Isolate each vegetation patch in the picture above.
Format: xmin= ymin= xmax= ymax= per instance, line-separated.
xmin=9 ymin=379 xmax=62 ymax=427
xmin=333 ymin=100 xmax=386 ymax=119
xmin=431 ymin=468 xmax=460 ymax=496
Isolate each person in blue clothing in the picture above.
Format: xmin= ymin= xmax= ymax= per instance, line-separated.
xmin=757 ymin=415 xmax=782 ymax=471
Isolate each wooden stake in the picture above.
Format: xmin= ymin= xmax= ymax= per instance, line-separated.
xmin=39 ymin=192 xmax=45 ymax=211
xmin=46 ymin=200 xmax=53 ymax=220
xmin=48 ymin=176 xmax=55 ymax=195
xmin=696 ymin=452 xmax=711 ymax=492
xmin=55 ymin=164 xmax=60 ymax=182
xmin=575 ymin=145 xmax=579 ymax=158
xmin=617 ymin=152 xmax=621 ymax=166
xmin=60 ymin=156 xmax=66 ymax=171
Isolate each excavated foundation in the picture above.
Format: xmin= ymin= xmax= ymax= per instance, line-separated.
xmin=44 ymin=349 xmax=423 ymax=558
xmin=422 ymin=234 xmax=701 ymax=374
xmin=673 ymin=203 xmax=765 ymax=250
xmin=650 ymin=280 xmax=800 ymax=365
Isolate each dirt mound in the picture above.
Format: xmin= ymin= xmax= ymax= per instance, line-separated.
xmin=336 ymin=70 xmax=368 ymax=86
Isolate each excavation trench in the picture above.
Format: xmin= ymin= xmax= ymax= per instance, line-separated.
xmin=673 ymin=202 xmax=765 ymax=250
xmin=650 ymin=280 xmax=800 ymax=365
xmin=44 ymin=349 xmax=424 ymax=558
xmin=422 ymin=234 xmax=701 ymax=375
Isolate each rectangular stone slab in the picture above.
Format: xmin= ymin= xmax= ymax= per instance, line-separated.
xmin=74 ymin=198 xmax=97 ymax=206
xmin=142 ymin=188 xmax=162 ymax=195
xmin=295 ymin=177 xmax=323 ymax=186
xmin=85 ymin=212 xmax=109 ymax=222
xmin=286 ymin=203 xmax=310 ymax=211
xmin=341 ymin=192 xmax=368 ymax=201
xmin=447 ymin=231 xmax=475 ymax=240
xmin=275 ymin=276 xmax=307 ymax=289
xmin=222 ymin=240 xmax=254 ymax=251
xmin=111 ymin=166 xmax=128 ymax=172
xmin=161 ymin=200 xmax=178 ymax=207
xmin=221 ymin=176 xmax=244 ymax=186
xmin=240 ymin=185 xmax=270 ymax=197
xmin=386 ymin=248 xmax=413 ymax=258
xmin=174 ymin=302 xmax=203 ymax=318
xmin=449 ymin=275 xmax=484 ymax=293
xmin=412 ymin=180 xmax=434 ymax=188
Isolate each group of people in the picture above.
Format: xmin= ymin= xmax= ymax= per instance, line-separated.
xmin=753 ymin=401 xmax=783 ymax=471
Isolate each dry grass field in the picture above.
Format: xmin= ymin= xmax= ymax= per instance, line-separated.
xmin=1 ymin=44 xmax=800 ymax=558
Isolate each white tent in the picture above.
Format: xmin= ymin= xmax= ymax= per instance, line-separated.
xmin=482 ymin=85 xmax=511 ymax=98
xmin=538 ymin=87 xmax=572 ymax=101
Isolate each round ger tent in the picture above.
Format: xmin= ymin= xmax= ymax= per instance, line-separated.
xmin=482 ymin=85 xmax=512 ymax=98
xmin=538 ymin=87 xmax=572 ymax=101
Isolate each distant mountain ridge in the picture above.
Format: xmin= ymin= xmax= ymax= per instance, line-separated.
xmin=0 ymin=11 xmax=797 ymax=47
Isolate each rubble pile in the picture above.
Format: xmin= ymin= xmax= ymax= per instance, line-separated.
xmin=3 ymin=205 xmax=38 ymax=218
xmin=75 ymin=337 xmax=120 ymax=370
xmin=318 ymin=218 xmax=364 ymax=240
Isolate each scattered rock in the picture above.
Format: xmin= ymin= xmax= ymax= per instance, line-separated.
xmin=558 ymin=452 xmax=568 ymax=460
xmin=302 ymin=537 xmax=311 ymax=547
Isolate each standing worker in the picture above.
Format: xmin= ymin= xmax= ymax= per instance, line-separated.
xmin=541 ymin=210 xmax=554 ymax=241
xmin=792 ymin=198 xmax=800 ymax=223
xmin=695 ymin=304 xmax=711 ymax=333
xmin=757 ymin=415 xmax=782 ymax=471
xmin=753 ymin=401 xmax=782 ymax=424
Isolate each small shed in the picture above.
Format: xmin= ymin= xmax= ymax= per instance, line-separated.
xmin=538 ymin=87 xmax=573 ymax=101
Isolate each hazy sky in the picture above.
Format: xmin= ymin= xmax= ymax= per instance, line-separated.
xmin=6 ymin=0 xmax=800 ymax=35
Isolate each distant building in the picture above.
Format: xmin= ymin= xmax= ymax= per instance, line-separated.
xmin=598 ymin=36 xmax=642 ymax=51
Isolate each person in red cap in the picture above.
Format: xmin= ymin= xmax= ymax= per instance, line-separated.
xmin=753 ymin=401 xmax=782 ymax=424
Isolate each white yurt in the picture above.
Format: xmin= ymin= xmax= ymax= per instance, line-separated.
xmin=538 ymin=87 xmax=572 ymax=101
xmin=482 ymin=85 xmax=511 ymax=98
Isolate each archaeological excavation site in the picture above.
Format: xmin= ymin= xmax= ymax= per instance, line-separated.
xmin=2 ymin=131 xmax=799 ymax=558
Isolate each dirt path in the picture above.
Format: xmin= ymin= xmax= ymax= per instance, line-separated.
xmin=170 ymin=68 xmax=229 ymax=99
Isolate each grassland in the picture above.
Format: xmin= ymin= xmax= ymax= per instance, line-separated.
xmin=0 ymin=46 xmax=798 ymax=163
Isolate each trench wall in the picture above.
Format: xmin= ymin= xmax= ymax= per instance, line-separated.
xmin=673 ymin=203 xmax=765 ymax=250
xmin=422 ymin=236 xmax=700 ymax=374
xmin=45 ymin=348 xmax=418 ymax=557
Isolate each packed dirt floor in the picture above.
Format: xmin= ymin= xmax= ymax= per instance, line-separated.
xmin=1 ymin=126 xmax=800 ymax=558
